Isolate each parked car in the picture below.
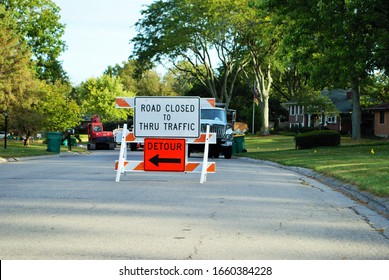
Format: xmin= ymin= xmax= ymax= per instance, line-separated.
xmin=0 ymin=131 xmax=6 ymax=139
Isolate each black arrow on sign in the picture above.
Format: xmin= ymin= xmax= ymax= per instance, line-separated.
xmin=149 ymin=154 xmax=181 ymax=167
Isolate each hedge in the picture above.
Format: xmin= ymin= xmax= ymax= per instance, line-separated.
xmin=295 ymin=130 xmax=341 ymax=149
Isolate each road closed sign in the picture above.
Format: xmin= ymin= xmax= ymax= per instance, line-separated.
xmin=134 ymin=97 xmax=200 ymax=138
xmin=144 ymin=138 xmax=186 ymax=172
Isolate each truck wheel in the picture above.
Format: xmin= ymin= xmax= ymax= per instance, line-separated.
xmin=224 ymin=147 xmax=232 ymax=159
xmin=88 ymin=143 xmax=96 ymax=150
xmin=109 ymin=143 xmax=115 ymax=150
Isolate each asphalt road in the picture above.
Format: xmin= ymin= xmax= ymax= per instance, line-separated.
xmin=0 ymin=149 xmax=388 ymax=259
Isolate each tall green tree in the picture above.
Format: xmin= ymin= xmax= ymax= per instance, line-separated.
xmin=105 ymin=60 xmax=180 ymax=96
xmin=267 ymin=0 xmax=389 ymax=139
xmin=1 ymin=0 xmax=67 ymax=82
xmin=136 ymin=70 xmax=163 ymax=96
xmin=131 ymin=0 xmax=247 ymax=107
xmin=168 ymin=61 xmax=200 ymax=96
xmin=75 ymin=75 xmax=135 ymax=122
xmin=231 ymin=0 xmax=283 ymax=134
xmin=38 ymin=81 xmax=82 ymax=132
xmin=105 ymin=61 xmax=139 ymax=94
xmin=160 ymin=72 xmax=180 ymax=96
xmin=0 ymin=5 xmax=37 ymax=111
xmin=1 ymin=4 xmax=75 ymax=143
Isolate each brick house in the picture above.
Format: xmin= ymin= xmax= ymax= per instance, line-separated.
xmin=285 ymin=89 xmax=352 ymax=133
xmin=369 ymin=103 xmax=389 ymax=138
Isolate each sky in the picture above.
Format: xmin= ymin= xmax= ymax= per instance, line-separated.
xmin=55 ymin=0 xmax=155 ymax=85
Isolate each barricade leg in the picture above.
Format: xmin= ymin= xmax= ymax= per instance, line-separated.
xmin=116 ymin=123 xmax=128 ymax=182
xmin=200 ymin=125 xmax=210 ymax=184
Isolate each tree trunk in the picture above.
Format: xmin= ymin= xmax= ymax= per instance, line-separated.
xmin=24 ymin=135 xmax=31 ymax=146
xmin=254 ymin=64 xmax=272 ymax=135
xmin=260 ymin=95 xmax=270 ymax=135
xmin=351 ymin=79 xmax=361 ymax=140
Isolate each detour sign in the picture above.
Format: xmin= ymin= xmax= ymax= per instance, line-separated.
xmin=144 ymin=138 xmax=186 ymax=172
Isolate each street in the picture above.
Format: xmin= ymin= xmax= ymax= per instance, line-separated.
xmin=0 ymin=150 xmax=388 ymax=259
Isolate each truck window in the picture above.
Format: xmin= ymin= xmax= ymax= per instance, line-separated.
xmin=201 ymin=109 xmax=227 ymax=122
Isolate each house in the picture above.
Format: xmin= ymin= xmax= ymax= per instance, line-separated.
xmin=368 ymin=103 xmax=389 ymax=138
xmin=285 ymin=89 xmax=352 ymax=133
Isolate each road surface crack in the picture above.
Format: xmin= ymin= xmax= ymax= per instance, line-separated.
xmin=300 ymin=178 xmax=325 ymax=192
xmin=187 ymin=237 xmax=203 ymax=260
xmin=348 ymin=206 xmax=389 ymax=240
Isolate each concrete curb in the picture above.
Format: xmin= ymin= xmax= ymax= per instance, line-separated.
xmin=0 ymin=151 xmax=84 ymax=163
xmin=237 ymin=156 xmax=389 ymax=219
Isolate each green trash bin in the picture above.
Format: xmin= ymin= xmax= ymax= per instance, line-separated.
xmin=233 ymin=135 xmax=246 ymax=154
xmin=232 ymin=138 xmax=238 ymax=155
xmin=46 ymin=132 xmax=62 ymax=153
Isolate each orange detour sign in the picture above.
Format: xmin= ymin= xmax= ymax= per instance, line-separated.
xmin=144 ymin=138 xmax=186 ymax=172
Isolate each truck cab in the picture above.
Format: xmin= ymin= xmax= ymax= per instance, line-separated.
xmin=189 ymin=107 xmax=233 ymax=159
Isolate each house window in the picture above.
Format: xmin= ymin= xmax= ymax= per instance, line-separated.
xmin=296 ymin=105 xmax=304 ymax=115
xmin=290 ymin=105 xmax=296 ymax=116
xmin=379 ymin=111 xmax=385 ymax=124
xmin=327 ymin=116 xmax=337 ymax=124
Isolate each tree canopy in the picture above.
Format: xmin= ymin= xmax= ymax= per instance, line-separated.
xmin=74 ymin=75 xmax=135 ymax=122
xmin=267 ymin=0 xmax=389 ymax=139
xmin=131 ymin=0 xmax=248 ymax=107
xmin=0 ymin=5 xmax=36 ymax=110
xmin=1 ymin=3 xmax=79 ymax=142
xmin=1 ymin=0 xmax=67 ymax=82
xmin=2 ymin=0 xmax=388 ymax=141
xmin=38 ymin=81 xmax=82 ymax=132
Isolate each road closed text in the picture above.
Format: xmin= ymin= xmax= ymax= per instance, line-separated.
xmin=138 ymin=122 xmax=196 ymax=131
xmin=134 ymin=97 xmax=200 ymax=138
xmin=140 ymin=103 xmax=196 ymax=113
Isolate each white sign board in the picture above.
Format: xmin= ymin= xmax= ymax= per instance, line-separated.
xmin=134 ymin=97 xmax=200 ymax=138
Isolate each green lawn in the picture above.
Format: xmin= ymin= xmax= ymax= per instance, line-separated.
xmin=0 ymin=138 xmax=87 ymax=158
xmin=240 ymin=135 xmax=389 ymax=197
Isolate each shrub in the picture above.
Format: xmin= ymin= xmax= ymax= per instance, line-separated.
xmin=295 ymin=130 xmax=341 ymax=149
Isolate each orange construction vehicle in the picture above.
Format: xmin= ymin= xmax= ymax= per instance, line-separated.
xmin=87 ymin=115 xmax=115 ymax=150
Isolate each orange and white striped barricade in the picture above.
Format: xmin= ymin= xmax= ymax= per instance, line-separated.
xmin=115 ymin=124 xmax=216 ymax=183
xmin=115 ymin=97 xmax=218 ymax=183
xmin=115 ymin=97 xmax=134 ymax=109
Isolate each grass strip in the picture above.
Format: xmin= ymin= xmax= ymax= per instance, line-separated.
xmin=240 ymin=135 xmax=389 ymax=197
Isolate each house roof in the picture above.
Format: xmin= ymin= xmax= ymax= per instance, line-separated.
xmin=368 ymin=103 xmax=389 ymax=111
xmin=284 ymin=89 xmax=353 ymax=113
xmin=322 ymin=89 xmax=353 ymax=113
